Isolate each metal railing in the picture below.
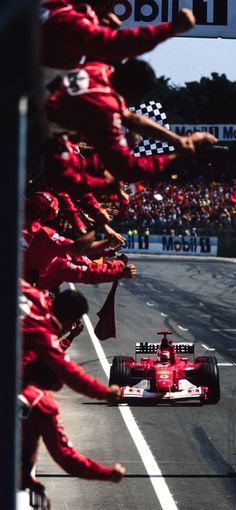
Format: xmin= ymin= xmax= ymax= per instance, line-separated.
xmin=30 ymin=490 xmax=51 ymax=510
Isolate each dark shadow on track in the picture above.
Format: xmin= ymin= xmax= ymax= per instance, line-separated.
xmin=81 ymin=401 xmax=204 ymax=407
xmin=37 ymin=473 xmax=236 ymax=478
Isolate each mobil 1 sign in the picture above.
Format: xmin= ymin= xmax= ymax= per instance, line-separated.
xmin=113 ymin=0 xmax=236 ymax=38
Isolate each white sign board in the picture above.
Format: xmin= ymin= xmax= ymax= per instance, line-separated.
xmin=122 ymin=235 xmax=218 ymax=256
xmin=170 ymin=124 xmax=236 ymax=141
xmin=17 ymin=491 xmax=31 ymax=510
xmin=113 ymin=0 xmax=236 ymax=38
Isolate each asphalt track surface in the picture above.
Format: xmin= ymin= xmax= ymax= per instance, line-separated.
xmin=37 ymin=257 xmax=236 ymax=510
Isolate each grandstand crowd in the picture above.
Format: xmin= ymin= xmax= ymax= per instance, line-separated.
xmin=19 ymin=0 xmax=232 ymax=504
xmin=111 ymin=180 xmax=236 ymax=236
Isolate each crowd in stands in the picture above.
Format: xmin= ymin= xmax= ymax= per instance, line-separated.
xmin=111 ymin=180 xmax=236 ymax=236
xmin=18 ymin=0 xmax=225 ymax=505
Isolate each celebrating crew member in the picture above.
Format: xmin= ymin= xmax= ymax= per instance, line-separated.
xmin=22 ymin=191 xmax=136 ymax=288
xmin=19 ymin=281 xmax=126 ymax=491
xmin=40 ymin=2 xmax=196 ymax=69
xmin=56 ymin=189 xmax=125 ymax=246
xmin=46 ymin=58 xmax=217 ymax=184
xmin=43 ymin=134 xmax=118 ymax=196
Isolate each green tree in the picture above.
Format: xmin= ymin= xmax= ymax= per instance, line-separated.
xmin=143 ymin=73 xmax=236 ymax=124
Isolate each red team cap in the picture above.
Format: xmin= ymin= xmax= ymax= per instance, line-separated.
xmin=27 ymin=192 xmax=59 ymax=220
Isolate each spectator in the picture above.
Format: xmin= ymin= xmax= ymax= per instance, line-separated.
xmin=115 ymin=180 xmax=236 ymax=235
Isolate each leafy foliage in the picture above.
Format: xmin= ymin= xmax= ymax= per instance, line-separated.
xmin=143 ymin=73 xmax=236 ymax=123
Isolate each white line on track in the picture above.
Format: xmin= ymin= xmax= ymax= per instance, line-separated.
xmin=178 ymin=325 xmax=188 ymax=331
xmin=211 ymin=329 xmax=236 ymax=332
xmin=202 ymin=344 xmax=215 ymax=351
xmin=218 ymin=362 xmax=236 ymax=367
xmin=161 ymin=312 xmax=168 ymax=317
xmin=82 ymin=313 xmax=110 ymax=378
xmin=82 ymin=311 xmax=179 ymax=510
xmin=186 ymin=314 xmax=210 ymax=318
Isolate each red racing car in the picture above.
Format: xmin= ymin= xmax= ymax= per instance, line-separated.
xmin=109 ymin=331 xmax=220 ymax=404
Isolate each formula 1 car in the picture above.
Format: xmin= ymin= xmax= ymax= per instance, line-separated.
xmin=109 ymin=331 xmax=220 ymax=404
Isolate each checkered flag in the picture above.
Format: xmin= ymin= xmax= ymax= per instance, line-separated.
xmin=130 ymin=100 xmax=175 ymax=157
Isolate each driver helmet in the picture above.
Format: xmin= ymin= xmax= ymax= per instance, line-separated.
xmin=160 ymin=350 xmax=170 ymax=363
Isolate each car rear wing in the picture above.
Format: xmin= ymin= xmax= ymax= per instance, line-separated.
xmin=135 ymin=342 xmax=194 ymax=360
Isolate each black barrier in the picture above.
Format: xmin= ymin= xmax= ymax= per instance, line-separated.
xmin=0 ymin=2 xmax=40 ymax=509
xmin=30 ymin=489 xmax=51 ymax=510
